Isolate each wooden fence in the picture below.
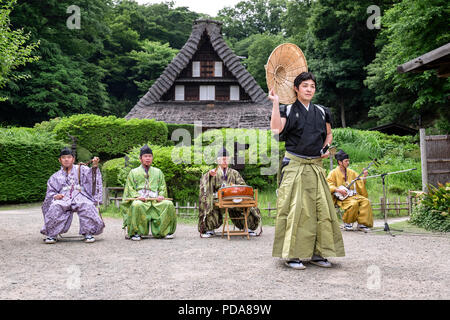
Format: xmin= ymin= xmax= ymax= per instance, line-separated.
xmin=104 ymin=187 xmax=421 ymax=218
xmin=420 ymin=129 xmax=450 ymax=191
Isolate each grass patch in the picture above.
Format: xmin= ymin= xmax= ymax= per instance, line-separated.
xmin=0 ymin=202 xmax=42 ymax=211
xmin=372 ymin=220 xmax=447 ymax=235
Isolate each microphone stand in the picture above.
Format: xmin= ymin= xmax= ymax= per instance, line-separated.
xmin=361 ymin=168 xmax=417 ymax=237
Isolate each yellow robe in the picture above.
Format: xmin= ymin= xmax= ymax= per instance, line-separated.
xmin=327 ymin=167 xmax=373 ymax=227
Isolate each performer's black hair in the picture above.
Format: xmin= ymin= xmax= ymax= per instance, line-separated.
xmin=60 ymin=147 xmax=73 ymax=157
xmin=335 ymin=149 xmax=349 ymax=162
xmin=294 ymin=72 xmax=316 ymax=89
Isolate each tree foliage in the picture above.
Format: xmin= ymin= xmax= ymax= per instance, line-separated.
xmin=0 ymin=0 xmax=199 ymax=125
xmin=365 ymin=0 xmax=450 ymax=129
xmin=0 ymin=0 xmax=39 ymax=101
xmin=0 ymin=0 xmax=447 ymax=131
xmin=217 ymin=0 xmax=286 ymax=43
xmin=304 ymin=0 xmax=393 ymax=127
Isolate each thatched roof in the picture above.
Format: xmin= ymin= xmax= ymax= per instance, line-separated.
xmin=126 ymin=19 xmax=271 ymax=129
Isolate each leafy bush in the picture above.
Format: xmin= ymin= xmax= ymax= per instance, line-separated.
xmin=102 ymin=157 xmax=126 ymax=187
xmin=0 ymin=127 xmax=65 ymax=203
xmin=33 ymin=117 xmax=62 ymax=133
xmin=332 ymin=128 xmax=417 ymax=162
xmin=410 ymin=183 xmax=450 ymax=232
xmin=52 ymin=114 xmax=168 ymax=160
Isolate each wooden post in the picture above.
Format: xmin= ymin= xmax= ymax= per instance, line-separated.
xmin=267 ymin=202 xmax=271 ymax=218
xmin=103 ymin=187 xmax=108 ymax=206
xmin=380 ymin=197 xmax=385 ymax=217
xmin=420 ymin=128 xmax=428 ymax=192
xmin=407 ymin=192 xmax=412 ymax=216
xmin=396 ymin=197 xmax=400 ymax=216
xmin=175 ymin=202 xmax=179 ymax=216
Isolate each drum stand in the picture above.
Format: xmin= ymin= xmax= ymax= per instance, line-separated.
xmin=363 ymin=168 xmax=417 ymax=237
xmin=214 ymin=190 xmax=258 ymax=240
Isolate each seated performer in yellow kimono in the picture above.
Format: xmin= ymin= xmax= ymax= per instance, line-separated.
xmin=121 ymin=145 xmax=177 ymax=241
xmin=327 ymin=150 xmax=373 ymax=231
xmin=198 ymin=147 xmax=261 ymax=238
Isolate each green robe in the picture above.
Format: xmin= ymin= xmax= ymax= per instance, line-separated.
xmin=198 ymin=167 xmax=261 ymax=233
xmin=121 ymin=165 xmax=177 ymax=238
xmin=272 ymin=152 xmax=345 ymax=259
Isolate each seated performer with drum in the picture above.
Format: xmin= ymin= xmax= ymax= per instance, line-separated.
xmin=198 ymin=147 xmax=261 ymax=238
xmin=269 ymin=55 xmax=345 ymax=269
xmin=121 ymin=144 xmax=177 ymax=241
xmin=41 ymin=147 xmax=104 ymax=244
xmin=327 ymin=150 xmax=373 ymax=231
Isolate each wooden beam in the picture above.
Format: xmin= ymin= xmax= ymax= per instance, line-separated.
xmin=397 ymin=43 xmax=450 ymax=74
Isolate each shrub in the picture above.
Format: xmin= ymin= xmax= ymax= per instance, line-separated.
xmin=33 ymin=117 xmax=62 ymax=133
xmin=52 ymin=114 xmax=168 ymax=160
xmin=0 ymin=128 xmax=65 ymax=203
xmin=410 ymin=183 xmax=450 ymax=232
xmin=102 ymin=157 xmax=126 ymax=187
xmin=332 ymin=128 xmax=417 ymax=162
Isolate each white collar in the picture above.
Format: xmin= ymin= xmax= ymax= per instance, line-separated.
xmin=299 ymin=101 xmax=311 ymax=110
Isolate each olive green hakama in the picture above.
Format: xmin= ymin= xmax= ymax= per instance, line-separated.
xmin=272 ymin=153 xmax=345 ymax=259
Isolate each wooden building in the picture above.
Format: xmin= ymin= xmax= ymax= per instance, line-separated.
xmin=369 ymin=123 xmax=418 ymax=136
xmin=126 ymin=19 xmax=271 ymax=129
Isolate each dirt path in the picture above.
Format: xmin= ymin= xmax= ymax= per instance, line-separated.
xmin=0 ymin=205 xmax=449 ymax=300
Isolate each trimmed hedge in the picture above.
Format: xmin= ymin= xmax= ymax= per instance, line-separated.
xmin=52 ymin=114 xmax=168 ymax=159
xmin=0 ymin=128 xmax=65 ymax=203
xmin=102 ymin=157 xmax=125 ymax=187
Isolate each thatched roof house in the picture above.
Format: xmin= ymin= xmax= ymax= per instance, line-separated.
xmin=126 ymin=19 xmax=271 ymax=129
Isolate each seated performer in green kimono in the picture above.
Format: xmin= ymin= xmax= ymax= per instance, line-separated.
xmin=121 ymin=145 xmax=177 ymax=241
xmin=198 ymin=147 xmax=261 ymax=238
xmin=269 ymin=72 xmax=345 ymax=270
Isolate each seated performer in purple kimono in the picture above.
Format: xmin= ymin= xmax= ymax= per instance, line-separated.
xmin=40 ymin=147 xmax=104 ymax=244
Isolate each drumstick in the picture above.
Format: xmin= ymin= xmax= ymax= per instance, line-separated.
xmin=211 ymin=165 xmax=219 ymax=175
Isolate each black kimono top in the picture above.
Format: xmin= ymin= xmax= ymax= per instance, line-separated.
xmin=279 ymin=99 xmax=332 ymax=157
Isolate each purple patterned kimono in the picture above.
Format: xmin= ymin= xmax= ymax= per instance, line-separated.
xmin=40 ymin=165 xmax=104 ymax=238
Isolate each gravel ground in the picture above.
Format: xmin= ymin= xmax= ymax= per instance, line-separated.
xmin=0 ymin=205 xmax=449 ymax=300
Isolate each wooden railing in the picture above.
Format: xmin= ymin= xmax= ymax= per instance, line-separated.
xmin=103 ymin=187 xmax=421 ymax=217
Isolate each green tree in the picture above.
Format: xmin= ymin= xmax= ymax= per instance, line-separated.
xmin=304 ymin=0 xmax=392 ymax=127
xmin=0 ymin=0 xmax=39 ymax=101
xmin=99 ymin=0 xmax=199 ymax=116
xmin=365 ymin=0 xmax=450 ymax=129
xmin=282 ymin=0 xmax=313 ymax=48
xmin=244 ymin=33 xmax=286 ymax=92
xmin=0 ymin=0 xmax=112 ymax=125
xmin=129 ymin=40 xmax=178 ymax=95
xmin=217 ymin=0 xmax=286 ymax=43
